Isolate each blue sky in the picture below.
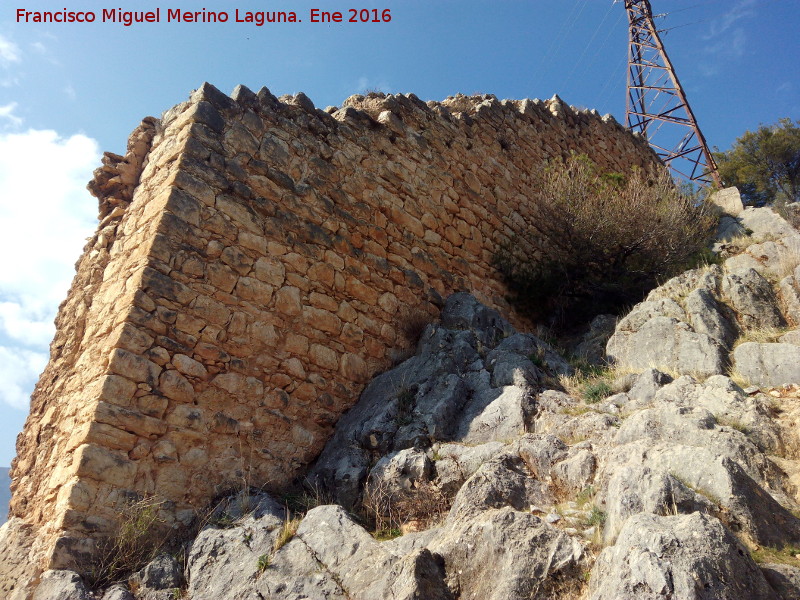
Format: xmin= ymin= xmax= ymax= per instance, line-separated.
xmin=0 ymin=0 xmax=797 ymax=466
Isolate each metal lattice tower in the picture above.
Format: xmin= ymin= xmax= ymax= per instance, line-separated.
xmin=625 ymin=0 xmax=721 ymax=186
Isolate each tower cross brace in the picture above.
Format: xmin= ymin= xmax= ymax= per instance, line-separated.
xmin=624 ymin=0 xmax=721 ymax=187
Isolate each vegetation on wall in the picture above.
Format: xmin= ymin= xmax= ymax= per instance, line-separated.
xmin=494 ymin=155 xmax=717 ymax=328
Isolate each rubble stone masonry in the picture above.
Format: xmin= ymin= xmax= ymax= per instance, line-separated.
xmin=6 ymin=83 xmax=661 ymax=575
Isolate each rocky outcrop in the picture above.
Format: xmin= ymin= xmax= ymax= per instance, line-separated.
xmin=49 ymin=283 xmax=789 ymax=600
xmin=608 ymin=206 xmax=800 ymax=388
xmin=25 ymin=280 xmax=800 ymax=599
xmin=589 ymin=513 xmax=778 ymax=600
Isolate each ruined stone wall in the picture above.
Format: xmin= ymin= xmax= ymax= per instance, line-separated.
xmin=8 ymin=82 xmax=661 ymax=573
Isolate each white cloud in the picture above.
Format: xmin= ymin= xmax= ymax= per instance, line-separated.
xmin=698 ymin=0 xmax=755 ymax=76
xmin=0 ymin=347 xmax=48 ymax=410
xmin=0 ymin=102 xmax=22 ymax=127
xmin=0 ymin=128 xmax=99 ymax=410
xmin=706 ymin=0 xmax=756 ymax=38
xmin=0 ymin=35 xmax=21 ymax=66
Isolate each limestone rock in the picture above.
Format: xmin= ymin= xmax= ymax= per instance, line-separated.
xmin=739 ymin=206 xmax=800 ymax=242
xmin=710 ymin=187 xmax=745 ymax=217
xmin=589 ymin=513 xmax=777 ymax=600
xmin=186 ymin=493 xmax=286 ymax=600
xmin=721 ymin=268 xmax=785 ymax=330
xmin=31 ymin=570 xmax=91 ymax=600
xmin=429 ymin=507 xmax=585 ymax=600
xmin=761 ymin=564 xmax=800 ymax=600
xmin=131 ymin=553 xmax=183 ymax=593
xmin=101 ymin=585 xmax=135 ymax=600
xmin=607 ymin=315 xmax=726 ymax=378
xmin=309 ymin=294 xmax=553 ymax=507
xmin=734 ymin=342 xmax=800 ymax=387
xmin=602 ymin=465 xmax=714 ymax=545
xmin=574 ymin=314 xmax=617 ymax=365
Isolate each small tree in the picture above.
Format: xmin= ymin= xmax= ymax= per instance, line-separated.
xmin=714 ymin=118 xmax=800 ymax=206
xmin=495 ymin=155 xmax=716 ymax=327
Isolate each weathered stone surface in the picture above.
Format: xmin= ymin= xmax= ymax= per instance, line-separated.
xmin=722 ymin=268 xmax=785 ymax=330
xmin=607 ymin=215 xmax=799 ymax=385
xmin=309 ymin=294 xmax=551 ymax=507
xmin=31 ymin=570 xmax=91 ymax=600
xmin=101 ymin=584 xmax=135 ymax=600
xmin=589 ymin=513 xmax=777 ymax=600
xmin=0 ymin=518 xmax=41 ymax=600
xmin=603 ymin=464 xmax=715 ymax=544
xmin=762 ymin=564 xmax=800 ymax=600
xmin=739 ymin=206 xmax=800 ymax=242
xmin=429 ymin=507 xmax=585 ymax=600
xmin=132 ymin=553 xmax=183 ymax=592
xmin=685 ymin=288 xmax=738 ymax=348
xmin=574 ymin=314 xmax=617 ymax=365
xmin=186 ymin=493 xmax=285 ymax=600
xmin=607 ymin=315 xmax=726 ymax=378
xmin=57 ymin=290 xmax=800 ymax=600
xmin=734 ymin=342 xmax=800 ymax=387
xmin=710 ymin=186 xmax=745 ymax=216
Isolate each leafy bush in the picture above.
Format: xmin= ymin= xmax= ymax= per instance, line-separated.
xmin=494 ymin=155 xmax=717 ymax=327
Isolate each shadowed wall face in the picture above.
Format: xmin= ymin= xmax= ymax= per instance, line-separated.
xmin=7 ymin=83 xmax=661 ymax=574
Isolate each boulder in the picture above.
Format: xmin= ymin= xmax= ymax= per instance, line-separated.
xmin=32 ymin=570 xmax=91 ymax=600
xmin=131 ymin=553 xmax=182 ymax=593
xmin=310 ymin=293 xmax=551 ymax=506
xmin=761 ymin=564 xmax=800 ymax=600
xmin=739 ymin=206 xmax=800 ymax=242
xmin=602 ymin=465 xmax=714 ymax=545
xmin=222 ymin=504 xmax=450 ymax=600
xmin=710 ymin=187 xmax=745 ymax=217
xmin=101 ymin=585 xmax=135 ymax=600
xmin=447 ymin=453 xmax=552 ymax=520
xmin=186 ymin=493 xmax=286 ymax=600
xmin=721 ymin=268 xmax=785 ymax=330
xmin=429 ymin=507 xmax=585 ymax=600
xmin=589 ymin=513 xmax=777 ymax=600
xmin=734 ymin=343 xmax=800 ymax=387
xmin=606 ymin=315 xmax=726 ymax=378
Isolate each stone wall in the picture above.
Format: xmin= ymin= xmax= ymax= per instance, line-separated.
xmin=7 ymin=82 xmax=661 ymax=575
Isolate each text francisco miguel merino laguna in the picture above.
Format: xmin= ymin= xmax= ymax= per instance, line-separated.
xmin=15 ymin=7 xmax=392 ymax=26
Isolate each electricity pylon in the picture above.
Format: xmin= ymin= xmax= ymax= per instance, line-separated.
xmin=624 ymin=0 xmax=722 ymax=187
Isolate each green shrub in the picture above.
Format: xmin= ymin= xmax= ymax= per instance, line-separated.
xmin=494 ymin=155 xmax=717 ymax=327
xmin=586 ymin=506 xmax=607 ymax=527
xmin=257 ymin=553 xmax=271 ymax=573
xmin=583 ymin=381 xmax=612 ymax=403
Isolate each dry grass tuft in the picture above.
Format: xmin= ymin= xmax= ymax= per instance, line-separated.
xmin=273 ymin=515 xmax=301 ymax=554
xmin=362 ymin=477 xmax=451 ymax=539
xmin=86 ymin=496 xmax=169 ymax=589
